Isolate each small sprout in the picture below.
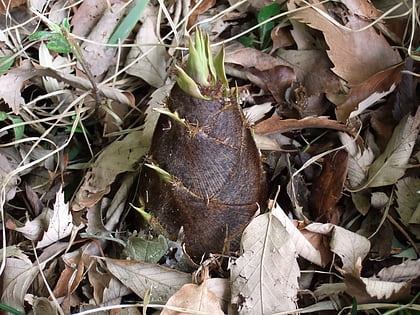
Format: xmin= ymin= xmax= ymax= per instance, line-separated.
xmin=145 ymin=163 xmax=173 ymax=182
xmin=154 ymin=107 xmax=188 ymax=127
xmin=131 ymin=203 xmax=151 ymax=222
xmin=175 ymin=65 xmax=210 ymax=100
xmin=177 ymin=28 xmax=229 ymax=99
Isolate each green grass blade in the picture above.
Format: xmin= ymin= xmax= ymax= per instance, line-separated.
xmin=108 ymin=0 xmax=150 ymax=47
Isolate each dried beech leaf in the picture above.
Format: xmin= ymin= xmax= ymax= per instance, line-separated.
xmin=290 ymin=0 xmax=401 ymax=85
xmin=365 ymin=110 xmax=420 ymax=188
xmin=104 ymin=258 xmax=191 ymax=303
xmin=231 ymin=205 xmax=299 ymax=314
xmin=161 ymin=281 xmax=224 ymax=315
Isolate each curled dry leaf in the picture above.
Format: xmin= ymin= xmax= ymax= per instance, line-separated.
xmin=336 ymin=63 xmax=404 ymax=122
xmin=305 ymin=223 xmax=371 ymax=274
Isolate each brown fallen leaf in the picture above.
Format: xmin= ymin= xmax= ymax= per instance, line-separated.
xmin=335 ymin=63 xmax=404 ymax=122
xmin=247 ymin=65 xmax=296 ymax=103
xmin=310 ymin=149 xmax=348 ymax=224
xmin=254 ymin=115 xmax=355 ymax=136
xmin=290 ymin=0 xmax=402 ymax=85
xmin=0 ymin=0 xmax=26 ymax=14
xmin=187 ymin=0 xmax=216 ymax=29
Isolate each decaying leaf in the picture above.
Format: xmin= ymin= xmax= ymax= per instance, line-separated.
xmin=77 ymin=1 xmax=126 ymax=80
xmin=310 ymin=149 xmax=348 ymax=224
xmin=230 ymin=205 xmax=299 ymax=314
xmin=104 ymin=258 xmax=191 ymax=303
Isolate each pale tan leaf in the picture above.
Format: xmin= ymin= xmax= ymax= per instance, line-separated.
xmin=376 ymin=260 xmax=420 ymax=282
xmin=0 ymin=59 xmax=32 ymax=114
xmin=104 ymin=258 xmax=191 ymax=303
xmin=365 ymin=110 xmax=420 ymax=188
xmin=78 ymin=1 xmax=126 ymax=79
xmin=360 ymin=278 xmax=410 ymax=300
xmin=161 ymin=282 xmax=224 ymax=315
xmin=0 ymin=150 xmax=20 ymax=201
xmin=6 ymin=208 xmax=51 ymax=241
xmin=290 ymin=0 xmax=401 ymax=85
xmin=126 ymin=5 xmax=168 ymax=88
xmin=36 ymin=187 xmax=77 ymax=248
xmin=395 ymin=177 xmax=420 ymax=225
xmin=305 ymin=223 xmax=370 ymax=273
xmin=231 ymin=205 xmax=299 ymax=314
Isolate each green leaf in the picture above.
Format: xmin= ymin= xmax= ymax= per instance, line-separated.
xmin=0 ymin=303 xmax=25 ymax=315
xmin=108 ymin=0 xmax=149 ymax=46
xmin=0 ymin=56 xmax=15 ymax=75
xmin=238 ymin=36 xmax=257 ymax=47
xmin=46 ymin=34 xmax=72 ymax=53
xmin=0 ymin=111 xmax=7 ymax=121
xmin=175 ymin=65 xmax=209 ymax=100
xmin=9 ymin=117 xmax=24 ymax=140
xmin=257 ymin=3 xmax=281 ymax=49
xmin=29 ymin=30 xmax=52 ymax=41
xmin=62 ymin=18 xmax=70 ymax=32
xmin=123 ymin=234 xmax=168 ymax=263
